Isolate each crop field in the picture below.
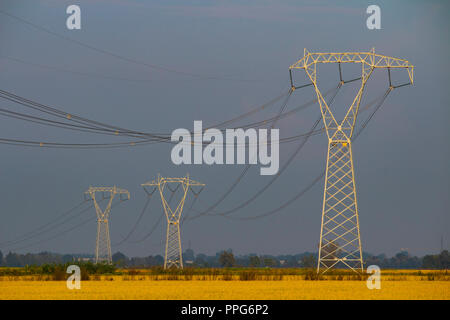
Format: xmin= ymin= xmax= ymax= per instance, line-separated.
xmin=0 ymin=268 xmax=448 ymax=300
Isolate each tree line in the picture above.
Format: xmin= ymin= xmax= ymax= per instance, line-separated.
xmin=0 ymin=249 xmax=448 ymax=269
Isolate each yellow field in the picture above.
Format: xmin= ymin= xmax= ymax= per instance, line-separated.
xmin=0 ymin=279 xmax=448 ymax=300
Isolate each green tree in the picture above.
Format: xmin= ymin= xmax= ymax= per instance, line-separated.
xmin=218 ymin=250 xmax=235 ymax=268
xmin=5 ymin=252 xmax=21 ymax=267
xmin=301 ymin=254 xmax=316 ymax=268
xmin=112 ymin=251 xmax=128 ymax=267
xmin=263 ymin=257 xmax=276 ymax=267
xmin=249 ymin=255 xmax=260 ymax=267
xmin=422 ymin=250 xmax=450 ymax=269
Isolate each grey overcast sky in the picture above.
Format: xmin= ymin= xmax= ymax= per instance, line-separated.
xmin=0 ymin=0 xmax=448 ymax=257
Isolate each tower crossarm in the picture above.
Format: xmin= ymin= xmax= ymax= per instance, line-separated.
xmin=290 ymin=49 xmax=413 ymax=140
xmin=84 ymin=186 xmax=130 ymax=221
xmin=142 ymin=177 xmax=205 ymax=187
xmin=141 ymin=180 xmax=159 ymax=186
xmin=142 ymin=175 xmax=205 ymax=223
xmin=85 ymin=186 xmax=130 ymax=198
xmin=290 ymin=50 xmax=414 ymax=83
xmin=186 ymin=179 xmax=205 ymax=187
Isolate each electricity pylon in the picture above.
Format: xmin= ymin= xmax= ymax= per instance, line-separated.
xmin=84 ymin=186 xmax=130 ymax=264
xmin=290 ymin=49 xmax=414 ymax=273
xmin=142 ymin=174 xmax=205 ymax=269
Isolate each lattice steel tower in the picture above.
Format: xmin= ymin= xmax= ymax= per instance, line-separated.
xmin=142 ymin=174 xmax=205 ymax=269
xmin=85 ymin=186 xmax=130 ymax=264
xmin=290 ymin=49 xmax=413 ymax=273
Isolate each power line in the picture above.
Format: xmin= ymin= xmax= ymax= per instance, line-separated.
xmin=0 ymin=87 xmax=292 ymax=141
xmin=0 ymin=201 xmax=97 ymax=248
xmin=0 ymin=10 xmax=258 ymax=82
xmin=181 ymin=83 xmax=327 ymax=217
xmin=216 ymin=85 xmax=341 ymax=217
xmin=0 ymin=85 xmax=318 ymax=140
xmin=0 ymin=89 xmax=166 ymax=140
xmin=182 ymin=190 xmax=202 ymax=224
xmin=7 ymin=199 xmax=125 ymax=253
xmin=0 ymin=86 xmax=327 ymax=149
xmin=4 ymin=88 xmax=391 ymax=250
xmin=127 ymin=180 xmax=193 ymax=245
xmin=0 ymin=200 xmax=88 ymax=246
xmin=8 ymin=216 xmax=96 ymax=252
xmin=0 ymin=137 xmax=160 ymax=149
xmin=112 ymin=192 xmax=156 ymax=247
xmin=220 ymin=87 xmax=394 ymax=221
xmin=186 ymin=69 xmax=366 ymax=220
xmin=0 ymin=106 xmax=149 ymax=137
xmin=128 ymin=212 xmax=164 ymax=244
xmin=187 ymin=83 xmax=390 ymax=222
xmin=1 ymin=55 xmax=159 ymax=84
xmin=188 ymin=82 xmax=342 ymax=220
xmin=1 ymin=88 xmax=397 ymax=251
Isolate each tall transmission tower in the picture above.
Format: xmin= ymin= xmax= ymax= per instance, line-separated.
xmin=84 ymin=186 xmax=130 ymax=264
xmin=142 ymin=174 xmax=205 ymax=269
xmin=290 ymin=49 xmax=414 ymax=273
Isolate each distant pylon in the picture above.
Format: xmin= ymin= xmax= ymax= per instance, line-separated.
xmin=290 ymin=49 xmax=414 ymax=273
xmin=142 ymin=174 xmax=205 ymax=269
xmin=84 ymin=186 xmax=130 ymax=264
